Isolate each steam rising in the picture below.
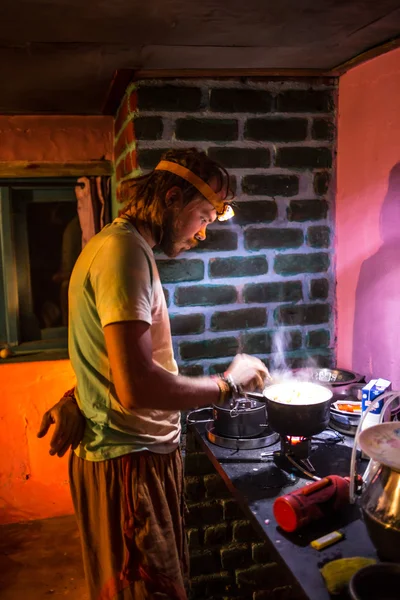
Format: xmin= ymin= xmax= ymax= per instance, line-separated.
xmin=268 ymin=329 xmax=324 ymax=388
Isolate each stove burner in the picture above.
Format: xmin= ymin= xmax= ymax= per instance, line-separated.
xmin=329 ymin=412 xmax=359 ymax=436
xmin=205 ymin=422 xmax=279 ymax=450
xmin=280 ymin=435 xmax=312 ymax=460
xmin=278 ymin=435 xmax=316 ymax=475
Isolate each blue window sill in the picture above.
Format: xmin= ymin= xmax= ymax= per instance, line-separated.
xmin=0 ymin=339 xmax=69 ymax=364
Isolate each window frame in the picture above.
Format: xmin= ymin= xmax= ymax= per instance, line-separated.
xmin=0 ymin=186 xmax=19 ymax=346
xmin=0 ymin=162 xmax=113 ymax=357
xmin=0 ymin=179 xmax=81 ymax=350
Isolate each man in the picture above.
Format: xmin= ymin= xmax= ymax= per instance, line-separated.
xmin=38 ymin=148 xmax=269 ymax=600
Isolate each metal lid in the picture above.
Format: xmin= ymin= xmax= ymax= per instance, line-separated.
xmin=294 ymin=367 xmax=364 ymax=386
xmin=358 ymin=422 xmax=400 ymax=471
xmin=213 ymin=398 xmax=265 ymax=412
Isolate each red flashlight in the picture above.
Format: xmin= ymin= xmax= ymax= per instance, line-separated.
xmin=273 ymin=475 xmax=351 ymax=533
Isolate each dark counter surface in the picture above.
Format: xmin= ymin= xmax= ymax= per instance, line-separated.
xmin=189 ymin=422 xmax=377 ymax=600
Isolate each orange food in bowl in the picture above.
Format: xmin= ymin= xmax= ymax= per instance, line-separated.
xmin=337 ymin=403 xmax=361 ymax=413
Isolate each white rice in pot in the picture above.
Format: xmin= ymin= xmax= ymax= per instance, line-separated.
xmin=264 ymin=381 xmax=332 ymax=405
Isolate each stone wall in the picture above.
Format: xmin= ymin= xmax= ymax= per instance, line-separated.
xmin=113 ymin=78 xmax=338 ymax=374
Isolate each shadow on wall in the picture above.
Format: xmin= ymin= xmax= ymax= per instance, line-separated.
xmin=353 ymin=162 xmax=400 ymax=388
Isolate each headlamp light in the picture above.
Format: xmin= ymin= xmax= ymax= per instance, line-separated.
xmin=217 ymin=204 xmax=235 ymax=222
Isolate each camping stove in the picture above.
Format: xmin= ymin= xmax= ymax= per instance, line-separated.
xmin=279 ymin=435 xmax=316 ymax=475
xmin=257 ymin=434 xmax=319 ymax=479
xmin=280 ymin=435 xmax=312 ymax=459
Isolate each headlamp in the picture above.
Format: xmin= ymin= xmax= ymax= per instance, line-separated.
xmin=154 ymin=160 xmax=234 ymax=221
xmin=217 ymin=204 xmax=235 ymax=222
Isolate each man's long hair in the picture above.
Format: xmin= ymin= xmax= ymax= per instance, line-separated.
xmin=118 ymin=148 xmax=232 ymax=244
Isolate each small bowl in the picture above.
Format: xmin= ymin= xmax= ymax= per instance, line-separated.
xmin=349 ymin=563 xmax=400 ymax=600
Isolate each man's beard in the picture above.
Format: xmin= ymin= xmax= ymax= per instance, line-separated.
xmin=159 ymin=211 xmax=198 ymax=257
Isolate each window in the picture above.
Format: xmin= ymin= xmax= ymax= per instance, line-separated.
xmin=0 ymin=179 xmax=81 ymax=351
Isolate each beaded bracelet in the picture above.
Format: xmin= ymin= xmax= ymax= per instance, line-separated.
xmin=212 ymin=376 xmax=231 ymax=405
xmin=211 ymin=372 xmax=240 ymax=406
xmin=224 ymin=373 xmax=239 ymax=400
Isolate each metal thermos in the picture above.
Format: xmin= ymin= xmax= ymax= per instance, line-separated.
xmin=273 ymin=475 xmax=351 ymax=532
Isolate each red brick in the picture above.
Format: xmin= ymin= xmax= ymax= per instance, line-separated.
xmin=118 ymin=159 xmax=127 ymax=179
xmin=129 ymin=89 xmax=138 ymax=113
xmin=130 ymin=149 xmax=138 ymax=170
xmin=115 ymin=121 xmax=136 ymax=165
xmin=124 ymin=152 xmax=133 ymax=176
xmin=115 ymin=183 xmax=124 ymax=202
xmin=116 ymin=160 xmax=125 ymax=182
xmin=114 ymin=132 xmax=127 ymax=161
xmin=115 ymin=95 xmax=129 ymax=136
xmin=124 ymin=120 xmax=135 ymax=145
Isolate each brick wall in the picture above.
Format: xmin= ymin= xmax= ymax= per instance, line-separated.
xmin=113 ymin=78 xmax=338 ymax=375
xmin=113 ymin=79 xmax=337 ymax=598
xmin=184 ymin=428 xmax=304 ymax=600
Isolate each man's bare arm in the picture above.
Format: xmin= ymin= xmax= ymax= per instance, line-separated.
xmin=104 ymin=320 xmax=267 ymax=411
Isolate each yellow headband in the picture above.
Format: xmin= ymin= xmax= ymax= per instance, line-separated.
xmin=154 ymin=160 xmax=234 ymax=221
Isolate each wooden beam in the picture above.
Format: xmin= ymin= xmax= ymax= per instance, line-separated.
xmin=333 ymin=36 xmax=400 ymax=75
xmin=133 ymin=68 xmax=336 ymax=79
xmin=0 ymin=161 xmax=113 ymax=178
xmin=101 ymin=35 xmax=400 ymax=117
xmin=102 ymin=69 xmax=136 ymax=115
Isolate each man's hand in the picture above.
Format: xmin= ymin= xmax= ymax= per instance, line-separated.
xmin=225 ymin=353 xmax=271 ymax=393
xmin=37 ymin=396 xmax=85 ymax=457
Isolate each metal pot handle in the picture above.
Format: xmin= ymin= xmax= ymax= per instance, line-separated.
xmin=230 ymin=399 xmax=241 ymax=418
xmin=186 ymin=407 xmax=214 ymax=424
xmin=243 ymin=391 xmax=266 ymax=402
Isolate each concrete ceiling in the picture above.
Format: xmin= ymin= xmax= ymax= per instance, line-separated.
xmin=1 ymin=0 xmax=400 ymax=114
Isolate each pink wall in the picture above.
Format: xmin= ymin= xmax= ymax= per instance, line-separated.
xmin=0 ymin=115 xmax=113 ymax=161
xmin=337 ymin=48 xmax=400 ymax=388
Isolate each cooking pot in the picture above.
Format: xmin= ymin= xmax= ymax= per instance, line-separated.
xmin=294 ymin=367 xmax=364 ymax=386
xmin=213 ymin=398 xmax=268 ymax=438
xmin=262 ymin=381 xmax=333 ymax=437
xmin=349 ymin=563 xmax=400 ymax=600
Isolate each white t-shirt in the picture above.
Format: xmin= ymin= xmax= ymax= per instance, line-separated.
xmin=68 ymin=217 xmax=180 ymax=461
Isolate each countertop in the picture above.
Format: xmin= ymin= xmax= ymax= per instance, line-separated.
xmin=189 ymin=422 xmax=377 ymax=600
